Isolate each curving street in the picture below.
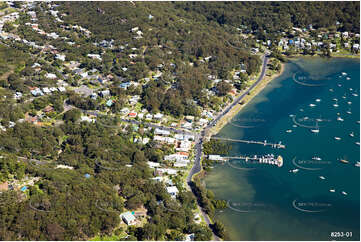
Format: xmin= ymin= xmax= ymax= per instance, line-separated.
xmin=186 ymin=53 xmax=269 ymax=241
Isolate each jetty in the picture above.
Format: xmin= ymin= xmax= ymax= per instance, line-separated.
xmin=219 ymin=154 xmax=284 ymax=167
xmin=211 ymin=137 xmax=286 ymax=149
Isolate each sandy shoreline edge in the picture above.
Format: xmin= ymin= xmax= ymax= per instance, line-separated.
xmin=208 ymin=61 xmax=285 ymax=136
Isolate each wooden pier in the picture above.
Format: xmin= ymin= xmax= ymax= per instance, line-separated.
xmin=221 ymin=154 xmax=283 ymax=167
xmin=211 ymin=137 xmax=286 ymax=149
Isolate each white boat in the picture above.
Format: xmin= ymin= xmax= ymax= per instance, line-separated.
xmin=356 ymin=142 xmax=360 ymax=146
xmin=352 ymin=93 xmax=358 ymax=97
xmin=290 ymin=169 xmax=299 ymax=173
xmin=289 ymin=114 xmax=295 ymax=117
xmin=347 ymin=101 xmax=352 ymax=105
xmin=346 ymin=77 xmax=351 ymax=80
xmin=329 ymin=88 xmax=334 ymax=92
xmin=315 ymin=99 xmax=321 ymax=102
xmin=349 ymin=88 xmax=353 ymax=91
xmin=309 ymin=104 xmax=316 ymax=107
xmin=334 ymin=137 xmax=341 ymax=140
xmin=341 ymin=191 xmax=348 ymax=195
xmin=312 ymin=157 xmax=321 ymax=161
xmin=303 ymin=116 xmax=309 ymax=120
xmin=342 ymin=95 xmax=346 ymax=99
xmin=349 ymin=132 xmax=354 ymax=137
xmin=319 ymin=176 xmax=326 ymax=180
xmin=300 ymin=109 xmax=304 ymax=112
xmin=292 ymin=125 xmax=297 ymax=128
xmin=342 ymin=72 xmax=347 ymax=76
xmin=337 ymin=84 xmax=342 ymax=87
xmin=355 ymin=162 xmax=360 ymax=167
xmin=311 ymin=121 xmax=320 ymax=133
xmin=333 ymin=98 xmax=338 ymax=101
xmin=286 ymin=129 xmax=292 ymax=133
xmin=329 ymin=189 xmax=335 ymax=192
xmin=346 ymin=108 xmax=352 ymax=114
xmin=333 ymin=103 xmax=339 ymax=107
xmin=337 ymin=117 xmax=344 ymax=122
xmin=311 ymin=128 xmax=319 ymax=133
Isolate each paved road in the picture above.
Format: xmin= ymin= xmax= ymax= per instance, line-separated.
xmin=186 ymin=54 xmax=269 ymax=241
xmin=187 ymin=54 xmax=269 ymax=183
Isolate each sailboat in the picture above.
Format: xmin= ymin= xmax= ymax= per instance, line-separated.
xmin=349 ymin=132 xmax=354 ymax=137
xmin=346 ymin=108 xmax=352 ymax=114
xmin=333 ymin=100 xmax=339 ymax=107
xmin=337 ymin=116 xmax=344 ymax=122
xmin=311 ymin=121 xmax=319 ymax=133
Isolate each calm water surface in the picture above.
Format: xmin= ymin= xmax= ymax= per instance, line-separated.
xmin=205 ymin=57 xmax=360 ymax=241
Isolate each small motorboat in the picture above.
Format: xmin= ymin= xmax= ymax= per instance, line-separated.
xmin=312 ymin=157 xmax=321 ymax=161
xmin=352 ymin=93 xmax=358 ymax=97
xmin=356 ymin=142 xmax=360 ymax=146
xmin=319 ymin=176 xmax=326 ymax=180
xmin=290 ymin=169 xmax=299 ymax=173
xmin=311 ymin=121 xmax=320 ymax=133
xmin=339 ymin=159 xmax=349 ymax=164
xmin=315 ymin=99 xmax=321 ymax=102
xmin=347 ymin=101 xmax=352 ymax=105
xmin=329 ymin=88 xmax=334 ymax=92
xmin=342 ymin=72 xmax=347 ymax=76
xmin=337 ymin=84 xmax=342 ymax=87
xmin=341 ymin=191 xmax=348 ymax=196
xmin=355 ymin=162 xmax=360 ymax=167
xmin=286 ymin=129 xmax=292 ymax=133
xmin=349 ymin=88 xmax=353 ymax=91
xmin=334 ymin=137 xmax=341 ymax=140
xmin=349 ymin=132 xmax=354 ymax=137
xmin=329 ymin=189 xmax=335 ymax=192
xmin=337 ymin=117 xmax=344 ymax=122
xmin=292 ymin=125 xmax=297 ymax=128
xmin=309 ymin=104 xmax=316 ymax=107
xmin=346 ymin=77 xmax=351 ymax=80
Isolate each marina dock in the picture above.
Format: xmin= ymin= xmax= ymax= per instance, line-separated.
xmin=222 ymin=154 xmax=284 ymax=167
xmin=208 ymin=154 xmax=284 ymax=167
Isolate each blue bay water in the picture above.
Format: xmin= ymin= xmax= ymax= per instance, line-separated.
xmin=204 ymin=57 xmax=360 ymax=241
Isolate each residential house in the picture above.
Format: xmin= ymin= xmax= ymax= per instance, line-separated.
xmin=154 ymin=128 xmax=170 ymax=136
xmin=166 ymin=186 xmax=179 ymax=198
xmin=128 ymin=112 xmax=137 ymax=118
xmin=121 ymin=211 xmax=137 ymax=225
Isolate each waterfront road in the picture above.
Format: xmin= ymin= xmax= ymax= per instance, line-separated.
xmin=186 ymin=53 xmax=269 ymax=241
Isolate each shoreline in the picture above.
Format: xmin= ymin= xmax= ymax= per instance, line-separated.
xmin=208 ymin=61 xmax=285 ymax=136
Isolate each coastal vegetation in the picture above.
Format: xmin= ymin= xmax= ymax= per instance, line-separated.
xmin=0 ymin=1 xmax=359 ymax=241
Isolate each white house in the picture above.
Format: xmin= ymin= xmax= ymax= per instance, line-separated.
xmin=154 ymin=128 xmax=170 ymax=136
xmin=153 ymin=113 xmax=163 ymax=120
xmin=120 ymin=211 xmax=137 ymax=225
xmin=147 ymin=161 xmax=161 ymax=168
xmin=166 ymin=186 xmax=179 ymax=198
xmin=45 ymin=73 xmax=57 ymax=79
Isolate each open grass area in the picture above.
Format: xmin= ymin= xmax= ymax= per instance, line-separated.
xmin=0 ymin=44 xmax=29 ymax=78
